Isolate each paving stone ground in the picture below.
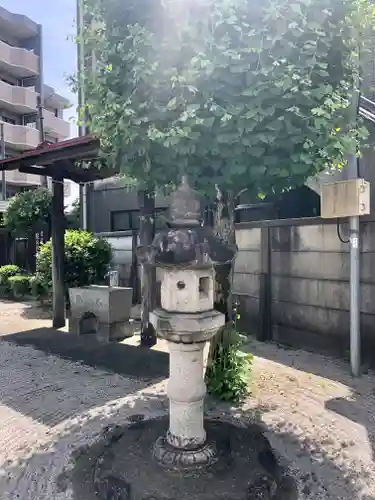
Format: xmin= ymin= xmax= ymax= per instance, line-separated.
xmin=0 ymin=300 xmax=374 ymax=499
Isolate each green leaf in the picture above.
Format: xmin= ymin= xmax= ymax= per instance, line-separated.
xmin=186 ymin=103 xmax=200 ymax=114
xmin=290 ymin=4 xmax=302 ymax=14
xmin=78 ymin=0 xmax=373 ymax=202
xmin=167 ymin=97 xmax=177 ymax=110
xmin=242 ymin=88 xmax=257 ymax=97
xmin=203 ymin=117 xmax=215 ymax=128
xmin=251 ymin=146 xmax=266 ymax=157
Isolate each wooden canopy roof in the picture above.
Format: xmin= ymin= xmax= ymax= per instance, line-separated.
xmin=0 ymin=135 xmax=116 ymax=183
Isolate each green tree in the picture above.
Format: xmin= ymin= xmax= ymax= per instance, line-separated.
xmin=79 ymin=0 xmax=374 ymax=298
xmin=65 ymin=198 xmax=81 ymax=229
xmin=80 ymin=0 xmax=373 ymax=197
xmin=78 ymin=0 xmax=375 ymax=396
xmin=4 ymin=188 xmax=52 ymax=237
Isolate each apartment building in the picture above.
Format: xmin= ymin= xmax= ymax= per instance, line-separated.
xmin=0 ymin=6 xmax=71 ymax=212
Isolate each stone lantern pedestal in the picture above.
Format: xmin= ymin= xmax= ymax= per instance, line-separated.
xmin=70 ymin=178 xmax=296 ymax=500
xmin=150 ymin=307 xmax=225 ymax=469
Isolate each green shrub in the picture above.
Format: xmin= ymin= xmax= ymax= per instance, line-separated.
xmin=30 ymin=274 xmax=50 ymax=304
xmin=36 ymin=230 xmax=112 ymax=295
xmin=0 ymin=265 xmax=21 ymax=285
xmin=0 ymin=265 xmax=21 ymax=296
xmin=8 ymin=275 xmax=31 ymax=299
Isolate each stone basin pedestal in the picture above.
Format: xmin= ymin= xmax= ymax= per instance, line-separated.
xmin=68 ymin=285 xmax=134 ymax=343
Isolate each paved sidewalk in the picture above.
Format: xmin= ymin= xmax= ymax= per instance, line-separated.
xmin=0 ymin=300 xmax=169 ymax=499
xmin=0 ymin=300 xmax=374 ymax=499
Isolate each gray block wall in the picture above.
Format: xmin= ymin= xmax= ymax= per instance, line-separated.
xmin=233 ymin=219 xmax=375 ymax=356
xmin=96 ymin=231 xmax=134 ymax=287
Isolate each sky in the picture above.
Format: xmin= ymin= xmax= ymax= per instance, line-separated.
xmin=0 ymin=0 xmax=79 ymax=203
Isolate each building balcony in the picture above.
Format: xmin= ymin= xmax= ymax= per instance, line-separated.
xmin=0 ymin=7 xmax=39 ymax=40
xmin=44 ymin=109 xmax=70 ymax=139
xmin=0 ymin=40 xmax=39 ymax=78
xmin=4 ymin=169 xmax=41 ymax=186
xmin=0 ymin=199 xmax=8 ymax=212
xmin=1 ymin=120 xmax=39 ymax=150
xmin=0 ymin=79 xmax=37 ymax=113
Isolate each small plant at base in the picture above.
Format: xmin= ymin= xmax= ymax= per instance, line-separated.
xmin=205 ymin=302 xmax=253 ymax=405
xmin=8 ymin=275 xmax=31 ymax=299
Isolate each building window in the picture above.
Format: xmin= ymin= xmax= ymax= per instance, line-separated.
xmin=111 ymin=211 xmax=131 ymax=231
xmin=0 ymin=116 xmax=16 ymax=125
xmin=0 ymin=78 xmax=14 ymax=86
xmin=0 ymin=37 xmax=14 ymax=47
xmin=23 ymin=114 xmax=37 ymax=127
xmin=110 ymin=210 xmax=140 ymax=231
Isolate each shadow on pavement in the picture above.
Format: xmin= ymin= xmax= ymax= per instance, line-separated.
xmin=244 ymin=336 xmax=370 ymax=389
xmin=0 ymin=398 xmax=367 ymax=500
xmin=19 ymin=302 xmax=53 ymax=320
xmin=1 ymin=327 xmax=169 ymax=380
xmin=325 ymin=396 xmax=375 ymax=463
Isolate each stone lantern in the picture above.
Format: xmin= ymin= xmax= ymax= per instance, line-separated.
xmin=149 ymin=176 xmax=235 ymax=470
xmin=71 ymin=177 xmax=296 ymax=500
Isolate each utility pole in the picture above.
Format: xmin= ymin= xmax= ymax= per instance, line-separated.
xmin=76 ymin=0 xmax=88 ymax=230
xmin=320 ymin=54 xmax=367 ymax=377
xmin=348 ymin=88 xmax=361 ymax=377
xmin=1 ymin=123 xmax=6 ymax=201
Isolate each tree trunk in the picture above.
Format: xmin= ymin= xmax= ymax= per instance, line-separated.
xmin=206 ymin=188 xmax=236 ymax=372
xmin=138 ymin=190 xmax=157 ymax=347
xmin=213 ymin=188 xmax=236 ymax=318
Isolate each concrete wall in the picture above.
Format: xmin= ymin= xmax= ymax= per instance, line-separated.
xmin=234 ymin=218 xmax=375 ymax=356
xmin=96 ymin=231 xmax=134 ymax=287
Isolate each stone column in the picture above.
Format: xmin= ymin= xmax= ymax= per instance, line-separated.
xmin=166 ymin=342 xmax=206 ymax=449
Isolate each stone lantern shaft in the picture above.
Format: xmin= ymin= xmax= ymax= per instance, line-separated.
xmin=167 ymin=342 xmax=207 ymax=449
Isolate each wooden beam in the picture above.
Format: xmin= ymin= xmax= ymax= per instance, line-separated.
xmin=19 ymin=164 xmax=91 ymax=184
xmin=19 ymin=159 xmax=112 ymax=183
xmin=20 ymin=144 xmax=98 ymax=167
xmin=0 ymin=144 xmax=98 ymax=175
xmin=51 ymin=170 xmax=66 ymax=329
xmin=19 ymin=165 xmax=53 ymax=177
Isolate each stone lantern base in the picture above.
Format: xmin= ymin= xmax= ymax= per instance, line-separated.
xmin=71 ymin=415 xmax=297 ymax=500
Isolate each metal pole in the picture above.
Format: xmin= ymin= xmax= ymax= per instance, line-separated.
xmin=348 ymin=82 xmax=361 ymax=377
xmin=76 ymin=0 xmax=88 ymax=230
xmin=1 ymin=123 xmax=6 ymax=201
xmin=348 ymin=145 xmax=360 ymax=377
xmin=349 ymin=214 xmax=360 ymax=376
